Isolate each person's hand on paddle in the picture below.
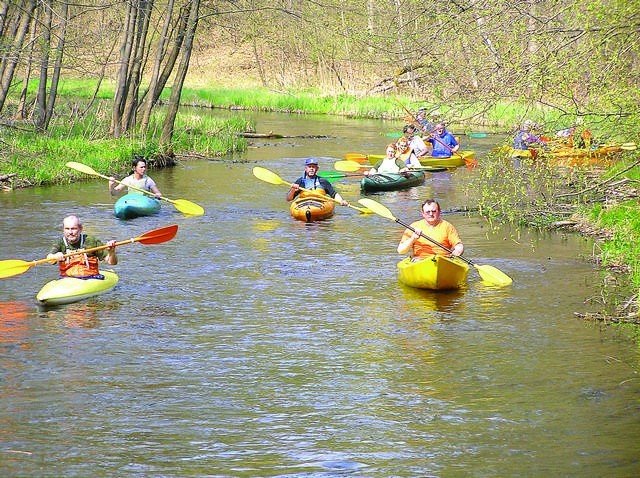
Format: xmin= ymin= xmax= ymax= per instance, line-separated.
xmin=449 ymin=243 xmax=464 ymax=257
xmin=334 ymin=193 xmax=349 ymax=207
xmin=46 ymin=251 xmax=65 ymax=264
xmin=108 ymin=177 xmax=118 ymax=195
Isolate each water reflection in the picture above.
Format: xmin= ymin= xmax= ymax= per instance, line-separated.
xmin=36 ymin=301 xmax=108 ymax=329
xmin=0 ymin=301 xmax=31 ymax=347
xmin=399 ymin=284 xmax=467 ymax=316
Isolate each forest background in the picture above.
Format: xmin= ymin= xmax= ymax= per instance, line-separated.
xmin=1 ymin=0 xmax=639 ymax=324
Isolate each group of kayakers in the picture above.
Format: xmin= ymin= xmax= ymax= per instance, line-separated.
xmin=46 ymin=157 xmax=160 ymax=279
xmin=511 ymin=117 xmax=595 ymax=155
xmin=286 ymin=155 xmax=464 ymax=263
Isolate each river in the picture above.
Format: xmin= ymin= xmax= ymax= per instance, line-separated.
xmin=1 ymin=111 xmax=639 ymax=477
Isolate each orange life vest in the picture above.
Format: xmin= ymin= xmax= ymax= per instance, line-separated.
xmin=59 ymin=254 xmax=100 ymax=277
xmin=58 ymin=235 xmax=102 ymax=277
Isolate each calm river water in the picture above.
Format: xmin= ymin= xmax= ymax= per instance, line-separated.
xmin=1 ymin=112 xmax=639 ymax=477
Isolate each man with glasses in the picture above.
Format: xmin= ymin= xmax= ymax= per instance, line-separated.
xmin=397 ymin=199 xmax=464 ymax=260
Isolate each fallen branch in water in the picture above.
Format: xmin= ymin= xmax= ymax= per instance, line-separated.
xmin=237 ymin=131 xmax=333 ymax=139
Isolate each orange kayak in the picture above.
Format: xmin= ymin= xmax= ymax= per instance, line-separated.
xmin=289 ymin=196 xmax=335 ymax=222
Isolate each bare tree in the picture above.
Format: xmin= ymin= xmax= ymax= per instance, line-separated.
xmin=0 ymin=0 xmax=37 ymax=113
xmin=160 ymin=0 xmax=200 ymax=151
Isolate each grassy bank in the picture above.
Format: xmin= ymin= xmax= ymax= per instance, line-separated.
xmin=0 ymin=98 xmax=252 ymax=188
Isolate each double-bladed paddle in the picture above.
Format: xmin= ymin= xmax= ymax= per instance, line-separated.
xmin=66 ymin=161 xmax=204 ymax=216
xmin=0 ymin=224 xmax=179 ymax=279
xmin=252 ymin=166 xmax=372 ymax=214
xmin=358 ymin=198 xmax=513 ymax=286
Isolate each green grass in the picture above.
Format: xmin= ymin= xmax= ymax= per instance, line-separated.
xmin=0 ymin=93 xmax=252 ymax=186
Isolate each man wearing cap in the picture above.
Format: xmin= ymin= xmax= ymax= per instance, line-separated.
xmin=286 ymin=158 xmax=349 ymax=206
xmin=416 ymin=107 xmax=435 ymax=132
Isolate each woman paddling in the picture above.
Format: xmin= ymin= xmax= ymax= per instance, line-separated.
xmin=109 ymin=157 xmax=162 ymax=198
xmin=364 ymin=143 xmax=409 ymax=176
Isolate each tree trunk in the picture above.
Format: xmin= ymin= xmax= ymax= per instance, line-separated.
xmin=15 ymin=5 xmax=38 ymax=120
xmin=121 ymin=0 xmax=153 ymax=132
xmin=140 ymin=0 xmax=175 ymax=133
xmin=41 ymin=1 xmax=68 ymax=131
xmin=0 ymin=0 xmax=37 ymax=114
xmin=110 ymin=2 xmax=134 ymax=137
xmin=34 ymin=0 xmax=52 ymax=131
xmin=160 ymin=0 xmax=200 ymax=152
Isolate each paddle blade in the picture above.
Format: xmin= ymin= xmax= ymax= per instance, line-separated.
xmin=474 ymin=264 xmax=513 ymax=286
xmin=0 ymin=260 xmax=32 ymax=279
xmin=621 ymin=142 xmax=637 ymax=150
xmin=345 ymin=153 xmax=368 ymax=163
xmin=334 ymin=160 xmax=365 ymax=172
xmin=357 ymin=198 xmax=397 ymax=220
xmin=66 ymin=161 xmax=100 ymax=176
xmin=349 ymin=204 xmax=373 ymax=214
xmin=317 ymin=171 xmax=347 ymax=180
xmin=170 ymin=199 xmax=204 ymax=216
xmin=135 ymin=224 xmax=179 ymax=245
xmin=252 ymin=166 xmax=289 ymax=186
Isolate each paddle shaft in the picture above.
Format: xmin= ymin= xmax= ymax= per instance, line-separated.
xmin=33 ymin=238 xmax=133 ymax=267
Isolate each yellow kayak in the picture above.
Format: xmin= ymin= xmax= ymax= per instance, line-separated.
xmin=36 ymin=270 xmax=119 ymax=306
xmin=397 ymin=255 xmax=469 ymax=290
xmin=369 ymin=150 xmax=476 ymax=168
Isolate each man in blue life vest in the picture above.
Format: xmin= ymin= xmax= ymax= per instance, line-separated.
xmin=286 ymin=158 xmax=349 ymax=206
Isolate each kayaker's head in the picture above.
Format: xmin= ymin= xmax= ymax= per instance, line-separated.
xmin=62 ymin=215 xmax=83 ymax=245
xmin=416 ymin=107 xmax=427 ymax=119
xmin=385 ymin=143 xmax=397 ymax=158
xmin=523 ymin=119 xmax=534 ymax=131
xmin=131 ymin=157 xmax=148 ymax=179
xmin=434 ymin=123 xmax=446 ymax=136
xmin=420 ymin=199 xmax=441 ymax=225
xmin=396 ymin=137 xmax=410 ymax=153
xmin=403 ymin=124 xmax=417 ymax=137
xmin=304 ymin=157 xmax=319 ymax=177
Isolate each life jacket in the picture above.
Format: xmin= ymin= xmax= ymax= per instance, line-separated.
xmin=299 ymin=176 xmax=327 ymax=198
xmin=513 ymin=130 xmax=530 ymax=150
xmin=396 ymin=147 xmax=413 ymax=163
xmin=59 ymin=236 xmax=101 ymax=278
